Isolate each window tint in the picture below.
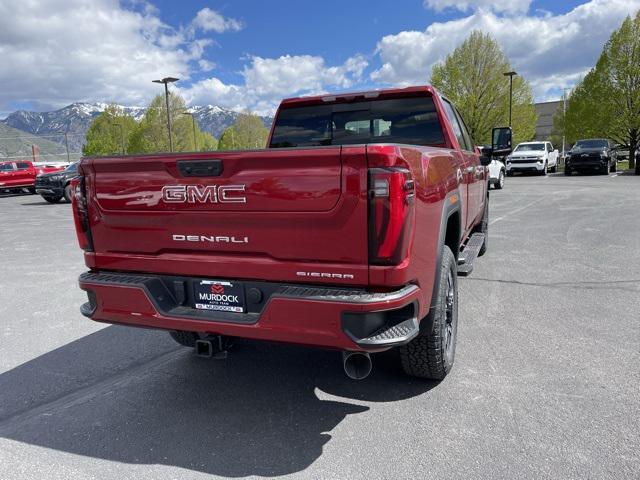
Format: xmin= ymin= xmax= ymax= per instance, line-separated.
xmin=441 ymin=100 xmax=468 ymax=151
xmin=453 ymin=107 xmax=474 ymax=151
xmin=270 ymin=97 xmax=445 ymax=148
xmin=65 ymin=163 xmax=78 ymax=173
xmin=16 ymin=162 xmax=30 ymax=170
xmin=0 ymin=163 xmax=13 ymax=172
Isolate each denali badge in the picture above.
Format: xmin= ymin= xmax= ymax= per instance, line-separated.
xmin=172 ymin=234 xmax=249 ymax=244
xmin=296 ymin=271 xmax=355 ymax=280
xmin=162 ymin=185 xmax=246 ymax=204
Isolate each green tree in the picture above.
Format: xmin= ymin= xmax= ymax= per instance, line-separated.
xmin=431 ymin=31 xmax=537 ymax=146
xmin=83 ymin=105 xmax=136 ymax=156
xmin=218 ymin=112 xmax=269 ymax=150
xmin=129 ymin=93 xmax=218 ymax=154
xmin=562 ymin=12 xmax=640 ymax=172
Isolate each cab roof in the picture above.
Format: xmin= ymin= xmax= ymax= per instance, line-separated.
xmin=279 ymin=85 xmax=438 ymax=108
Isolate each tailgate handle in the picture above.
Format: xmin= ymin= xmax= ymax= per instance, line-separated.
xmin=177 ymin=160 xmax=223 ymax=177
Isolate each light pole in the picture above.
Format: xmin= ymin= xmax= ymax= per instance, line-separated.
xmin=562 ymin=87 xmax=570 ymax=160
xmin=503 ymin=71 xmax=517 ymax=128
xmin=112 ymin=123 xmax=125 ymax=155
xmin=152 ymin=77 xmax=179 ymax=152
xmin=63 ymin=131 xmax=70 ymax=163
xmin=181 ymin=112 xmax=198 ymax=151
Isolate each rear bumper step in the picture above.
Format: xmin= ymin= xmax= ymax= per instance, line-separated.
xmin=79 ymin=271 xmax=423 ymax=351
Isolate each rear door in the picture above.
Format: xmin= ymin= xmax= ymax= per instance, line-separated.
xmin=441 ymin=99 xmax=481 ymax=232
xmin=83 ymin=147 xmax=370 ymax=286
xmin=453 ymin=108 xmax=484 ymax=222
xmin=15 ymin=162 xmax=33 ymax=187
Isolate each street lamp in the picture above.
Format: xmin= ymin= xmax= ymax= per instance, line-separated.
xmin=112 ymin=123 xmax=125 ymax=155
xmin=562 ymin=87 xmax=570 ymax=160
xmin=152 ymin=77 xmax=179 ymax=152
xmin=181 ymin=112 xmax=198 ymax=151
xmin=503 ymin=71 xmax=517 ymax=128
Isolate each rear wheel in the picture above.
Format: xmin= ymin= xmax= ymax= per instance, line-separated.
xmin=494 ymin=170 xmax=505 ymax=190
xmin=63 ymin=184 xmax=73 ymax=203
xmin=611 ymin=162 xmax=617 ymax=173
xmin=549 ymin=162 xmax=557 ymax=173
xmin=42 ymin=195 xmax=62 ymax=203
xmin=399 ymin=246 xmax=458 ymax=380
xmin=27 ymin=186 xmax=36 ymax=194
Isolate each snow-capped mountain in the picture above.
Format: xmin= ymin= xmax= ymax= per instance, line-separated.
xmin=1 ymin=103 xmax=273 ymax=152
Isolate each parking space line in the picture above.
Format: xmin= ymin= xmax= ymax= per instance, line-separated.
xmin=490 ymin=197 xmax=545 ymax=225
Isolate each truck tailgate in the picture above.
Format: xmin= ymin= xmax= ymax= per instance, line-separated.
xmin=82 ymin=147 xmax=369 ymax=286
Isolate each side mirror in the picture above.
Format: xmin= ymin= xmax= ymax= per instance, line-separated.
xmin=492 ymin=126 xmax=513 ymax=156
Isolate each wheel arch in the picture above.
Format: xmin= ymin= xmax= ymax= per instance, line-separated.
xmin=422 ymin=191 xmax=461 ymax=335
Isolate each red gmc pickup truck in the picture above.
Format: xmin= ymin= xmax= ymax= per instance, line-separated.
xmin=73 ymin=86 xmax=512 ymax=380
xmin=0 ymin=160 xmax=65 ymax=193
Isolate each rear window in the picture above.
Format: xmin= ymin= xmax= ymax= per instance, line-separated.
xmin=270 ymin=97 xmax=445 ymax=148
xmin=16 ymin=162 xmax=31 ymax=169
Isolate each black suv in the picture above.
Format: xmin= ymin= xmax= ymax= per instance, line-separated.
xmin=565 ymin=139 xmax=618 ymax=175
xmin=35 ymin=162 xmax=79 ymax=203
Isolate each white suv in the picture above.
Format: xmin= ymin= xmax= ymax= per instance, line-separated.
xmin=506 ymin=141 xmax=559 ymax=176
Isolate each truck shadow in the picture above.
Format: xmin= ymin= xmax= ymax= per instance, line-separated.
xmin=0 ymin=326 xmax=435 ymax=477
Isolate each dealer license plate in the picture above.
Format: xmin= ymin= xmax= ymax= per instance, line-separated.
xmin=193 ymin=280 xmax=245 ymax=313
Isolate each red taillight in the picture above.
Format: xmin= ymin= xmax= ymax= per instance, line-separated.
xmin=368 ymin=167 xmax=415 ymax=265
xmin=70 ymin=176 xmax=93 ymax=251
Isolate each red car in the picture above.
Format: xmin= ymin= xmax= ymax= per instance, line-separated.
xmin=0 ymin=160 xmax=65 ymax=193
xmin=73 ymin=86 xmax=512 ymax=380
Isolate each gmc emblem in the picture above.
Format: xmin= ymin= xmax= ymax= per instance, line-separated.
xmin=162 ymin=185 xmax=247 ymax=204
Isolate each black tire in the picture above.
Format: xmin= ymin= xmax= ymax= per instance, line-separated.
xmin=399 ymin=246 xmax=458 ymax=380
xmin=611 ymin=162 xmax=617 ymax=173
xmin=564 ymin=168 xmax=572 ymax=176
xmin=506 ymin=170 xmax=514 ymax=177
xmin=549 ymin=163 xmax=557 ymax=173
xmin=27 ymin=186 xmax=36 ymax=194
xmin=169 ymin=330 xmax=198 ymax=347
xmin=539 ymin=163 xmax=548 ymax=176
xmin=63 ymin=184 xmax=73 ymax=203
xmin=42 ymin=195 xmax=62 ymax=203
xmin=494 ymin=170 xmax=505 ymax=190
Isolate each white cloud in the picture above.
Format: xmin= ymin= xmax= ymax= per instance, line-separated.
xmin=424 ymin=0 xmax=532 ymax=14
xmin=192 ymin=7 xmax=243 ymax=33
xmin=198 ymin=59 xmax=216 ymax=72
xmin=0 ymin=0 xmax=207 ymax=110
xmin=373 ymin=0 xmax=640 ymax=101
xmin=182 ymin=54 xmax=369 ymax=115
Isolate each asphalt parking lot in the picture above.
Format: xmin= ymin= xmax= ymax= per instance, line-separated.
xmin=1 ymin=173 xmax=639 ymax=480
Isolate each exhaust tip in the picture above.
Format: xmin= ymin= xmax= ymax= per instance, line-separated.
xmin=342 ymin=351 xmax=372 ymax=380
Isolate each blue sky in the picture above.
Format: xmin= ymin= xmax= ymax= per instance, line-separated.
xmin=0 ymin=0 xmax=638 ymax=115
xmin=149 ymin=0 xmax=586 ymax=88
